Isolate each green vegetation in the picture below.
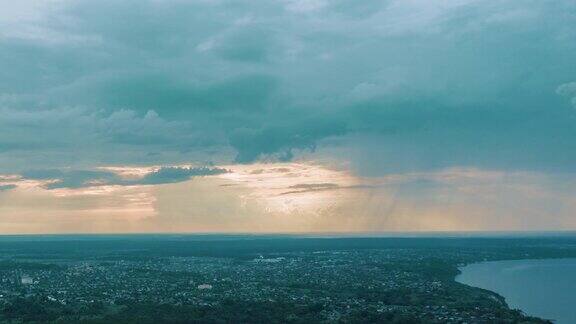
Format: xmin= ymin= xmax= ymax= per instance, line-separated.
xmin=0 ymin=235 xmax=572 ymax=323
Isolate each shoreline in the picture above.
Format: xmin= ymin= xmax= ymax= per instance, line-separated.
xmin=455 ymin=258 xmax=576 ymax=324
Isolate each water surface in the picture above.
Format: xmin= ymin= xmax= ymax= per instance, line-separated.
xmin=457 ymin=258 xmax=576 ymax=323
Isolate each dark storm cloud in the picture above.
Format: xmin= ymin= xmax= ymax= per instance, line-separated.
xmin=22 ymin=167 xmax=229 ymax=189
xmin=22 ymin=169 xmax=122 ymax=189
xmin=229 ymin=115 xmax=347 ymax=163
xmin=1 ymin=0 xmax=575 ymax=173
xmin=137 ymin=167 xmax=229 ymax=185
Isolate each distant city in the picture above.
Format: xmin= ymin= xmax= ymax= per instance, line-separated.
xmin=1 ymin=235 xmax=574 ymax=323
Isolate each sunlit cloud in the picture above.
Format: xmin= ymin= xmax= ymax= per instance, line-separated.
xmin=2 ymin=162 xmax=575 ymax=234
xmin=0 ymin=162 xmax=356 ymax=233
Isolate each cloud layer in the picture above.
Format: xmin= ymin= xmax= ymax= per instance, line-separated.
xmin=1 ymin=1 xmax=576 ymax=233
xmin=21 ymin=166 xmax=229 ymax=189
xmin=2 ymin=163 xmax=576 ymax=234
xmin=0 ymin=0 xmax=575 ymax=173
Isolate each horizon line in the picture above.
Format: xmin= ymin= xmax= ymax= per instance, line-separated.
xmin=1 ymin=230 xmax=576 ymax=238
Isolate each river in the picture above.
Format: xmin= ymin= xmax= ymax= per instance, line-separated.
xmin=456 ymin=258 xmax=576 ymax=323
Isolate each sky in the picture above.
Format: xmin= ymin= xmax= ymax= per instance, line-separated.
xmin=0 ymin=0 xmax=575 ymax=234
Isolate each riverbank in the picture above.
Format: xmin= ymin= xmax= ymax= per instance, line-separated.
xmin=456 ymin=258 xmax=576 ymax=324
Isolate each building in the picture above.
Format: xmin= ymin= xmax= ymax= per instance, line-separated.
xmin=21 ymin=275 xmax=34 ymax=285
xmin=197 ymin=284 xmax=213 ymax=290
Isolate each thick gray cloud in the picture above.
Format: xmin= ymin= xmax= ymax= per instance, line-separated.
xmin=0 ymin=0 xmax=575 ymax=173
xmin=137 ymin=167 xmax=229 ymax=185
xmin=22 ymin=167 xmax=229 ymax=189
xmin=22 ymin=169 xmax=120 ymax=189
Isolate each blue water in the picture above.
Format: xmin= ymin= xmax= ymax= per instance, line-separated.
xmin=456 ymin=258 xmax=576 ymax=324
